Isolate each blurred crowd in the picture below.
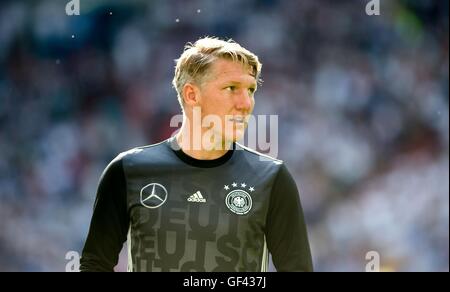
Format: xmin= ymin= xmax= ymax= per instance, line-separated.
xmin=0 ymin=0 xmax=448 ymax=271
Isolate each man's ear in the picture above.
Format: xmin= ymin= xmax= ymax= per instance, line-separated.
xmin=182 ymin=83 xmax=201 ymax=106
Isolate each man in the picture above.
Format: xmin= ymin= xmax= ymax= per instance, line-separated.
xmin=80 ymin=37 xmax=313 ymax=272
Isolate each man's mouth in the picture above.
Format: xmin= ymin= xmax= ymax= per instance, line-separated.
xmin=229 ymin=116 xmax=246 ymax=124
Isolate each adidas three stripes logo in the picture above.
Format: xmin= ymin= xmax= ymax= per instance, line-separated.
xmin=187 ymin=191 xmax=206 ymax=203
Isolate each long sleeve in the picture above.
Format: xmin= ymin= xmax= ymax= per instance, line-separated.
xmin=80 ymin=156 xmax=129 ymax=272
xmin=265 ymin=164 xmax=313 ymax=272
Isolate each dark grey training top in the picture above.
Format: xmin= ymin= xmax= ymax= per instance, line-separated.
xmin=80 ymin=137 xmax=313 ymax=272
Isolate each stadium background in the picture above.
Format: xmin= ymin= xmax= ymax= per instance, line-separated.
xmin=0 ymin=0 xmax=448 ymax=271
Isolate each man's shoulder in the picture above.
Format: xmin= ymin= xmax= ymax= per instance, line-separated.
xmin=113 ymin=139 xmax=172 ymax=163
xmin=235 ymin=143 xmax=284 ymax=166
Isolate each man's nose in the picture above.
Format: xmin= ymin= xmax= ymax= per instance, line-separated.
xmin=235 ymin=90 xmax=253 ymax=111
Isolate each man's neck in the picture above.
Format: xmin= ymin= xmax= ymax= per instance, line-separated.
xmin=175 ymin=127 xmax=233 ymax=161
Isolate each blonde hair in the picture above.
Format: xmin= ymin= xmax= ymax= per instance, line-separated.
xmin=172 ymin=36 xmax=262 ymax=110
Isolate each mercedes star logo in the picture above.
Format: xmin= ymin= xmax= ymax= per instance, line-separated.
xmin=140 ymin=183 xmax=168 ymax=209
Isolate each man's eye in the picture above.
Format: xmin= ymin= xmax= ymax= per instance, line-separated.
xmin=248 ymin=88 xmax=256 ymax=94
xmin=226 ymin=86 xmax=236 ymax=91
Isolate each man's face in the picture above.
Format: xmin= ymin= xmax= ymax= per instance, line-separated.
xmin=196 ymin=58 xmax=257 ymax=144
